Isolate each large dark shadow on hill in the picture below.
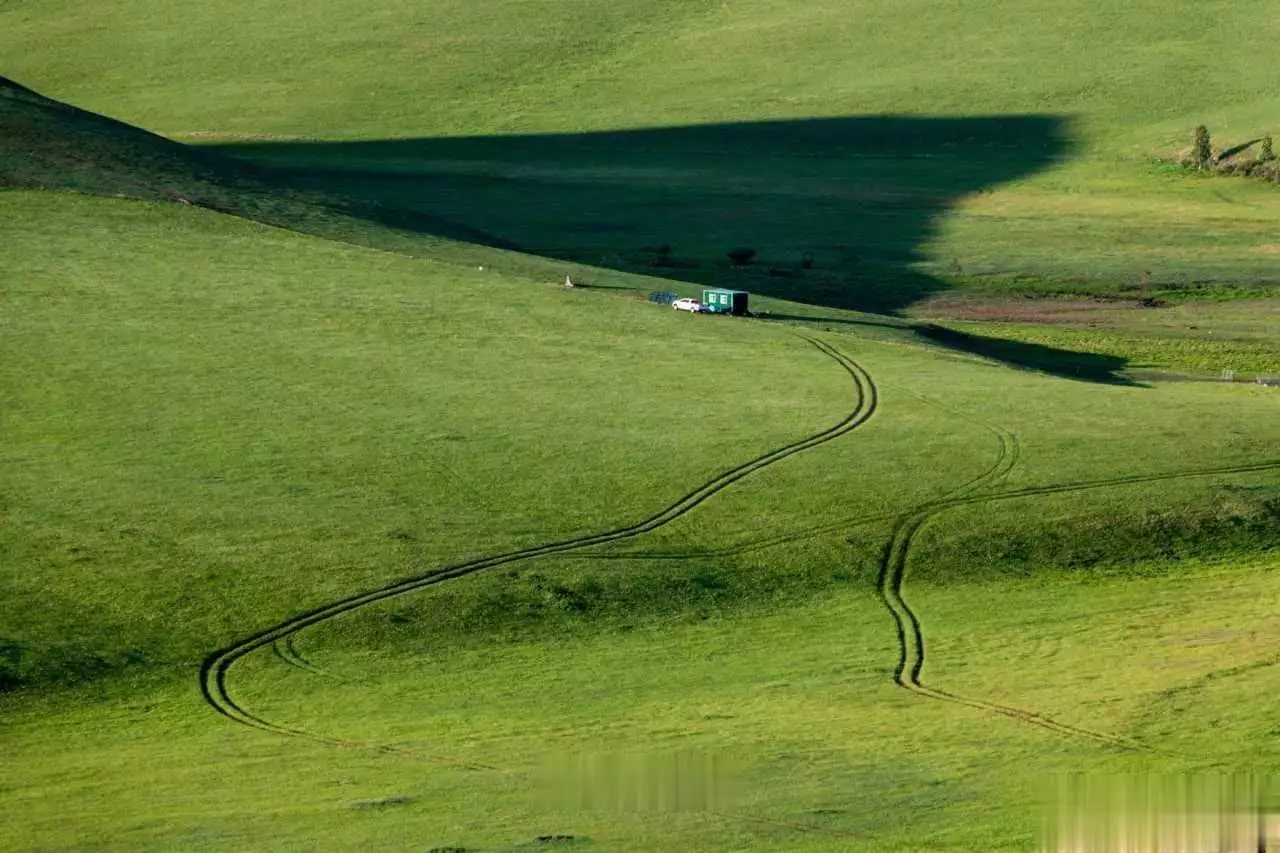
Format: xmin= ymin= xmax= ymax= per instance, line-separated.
xmin=1 ymin=76 xmax=1126 ymax=381
xmin=213 ymin=118 xmax=1141 ymax=382
xmin=211 ymin=116 xmax=1073 ymax=317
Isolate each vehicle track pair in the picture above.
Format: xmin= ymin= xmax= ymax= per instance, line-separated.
xmin=200 ymin=336 xmax=878 ymax=751
xmin=577 ymin=386 xmax=1020 ymax=564
xmin=876 ymin=456 xmax=1280 ymax=752
xmin=204 ymin=336 xmax=1280 ymax=761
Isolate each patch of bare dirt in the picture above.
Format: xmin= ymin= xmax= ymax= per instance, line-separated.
xmin=910 ymin=295 xmax=1148 ymax=325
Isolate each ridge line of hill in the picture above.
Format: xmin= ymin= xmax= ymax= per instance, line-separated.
xmin=0 ymin=75 xmax=516 ymax=255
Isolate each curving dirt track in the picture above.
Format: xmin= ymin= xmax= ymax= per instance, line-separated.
xmin=201 ymin=329 xmax=1280 ymax=762
xmin=877 ymin=457 xmax=1280 ymax=751
xmin=200 ymin=336 xmax=879 ymax=746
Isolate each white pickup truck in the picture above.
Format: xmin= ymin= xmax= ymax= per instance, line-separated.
xmin=672 ymin=297 xmax=708 ymax=313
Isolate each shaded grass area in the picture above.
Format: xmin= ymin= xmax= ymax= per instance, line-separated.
xmin=4 ymin=75 xmax=1073 ymax=316
xmin=1 ymin=75 xmax=1143 ymax=381
xmin=948 ymin=317 xmax=1280 ymax=379
xmin=5 ymin=0 xmax=1280 ymax=298
xmin=0 ymin=75 xmax=510 ymax=251
xmin=212 ymin=115 xmax=1074 ymax=315
xmin=914 ymin=323 xmax=1134 ymax=384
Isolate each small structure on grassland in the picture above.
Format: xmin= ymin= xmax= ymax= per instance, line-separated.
xmin=701 ymin=288 xmax=749 ymax=315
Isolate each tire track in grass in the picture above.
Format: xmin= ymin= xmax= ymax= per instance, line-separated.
xmin=577 ymin=388 xmax=1021 ymax=563
xmin=878 ymin=458 xmax=1280 ymax=751
xmin=200 ymin=337 xmax=878 ymax=757
xmin=204 ymin=321 xmax=1280 ymax=773
xmin=270 ymin=634 xmax=329 ymax=679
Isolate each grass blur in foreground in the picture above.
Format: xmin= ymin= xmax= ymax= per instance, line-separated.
xmin=538 ymin=750 xmax=743 ymax=814
xmin=1043 ymin=773 xmax=1278 ymax=853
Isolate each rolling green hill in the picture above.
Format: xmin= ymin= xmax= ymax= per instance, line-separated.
xmin=0 ymin=74 xmax=511 ymax=253
xmin=3 ymin=186 xmax=1278 ymax=849
xmin=2 ymin=2 xmax=1279 ymax=851
xmin=10 ymin=74 xmax=1198 ymax=380
xmin=4 ymin=0 xmax=1280 ymax=301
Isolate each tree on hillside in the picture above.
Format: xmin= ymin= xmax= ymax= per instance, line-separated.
xmin=1261 ymin=135 xmax=1275 ymax=162
xmin=1193 ymin=125 xmax=1213 ymax=170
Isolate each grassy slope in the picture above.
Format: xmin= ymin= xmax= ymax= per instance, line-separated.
xmin=4 ymin=553 xmax=1278 ymax=850
xmin=2 ymin=192 xmax=1279 ymax=850
xmin=0 ymin=190 xmax=868 ymax=689
xmin=3 ymin=0 xmax=1279 ymax=294
xmin=2 ymin=1 xmax=1280 ymax=849
xmin=8 ymin=71 xmax=1275 ymax=380
xmin=8 ymin=75 xmax=1174 ymax=385
xmin=4 ymin=0 xmax=1275 ymax=142
xmin=0 ymin=74 xmax=516 ymax=254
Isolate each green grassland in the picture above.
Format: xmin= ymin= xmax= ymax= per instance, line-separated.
xmin=2 ymin=0 xmax=1280 ymax=850
xmin=3 ymin=192 xmax=1279 ymax=850
xmin=5 ymin=0 xmax=1279 ymax=299
xmin=7 ymin=550 xmax=1277 ymax=852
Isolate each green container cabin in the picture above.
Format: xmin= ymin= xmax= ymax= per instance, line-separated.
xmin=701 ymin=288 xmax=749 ymax=315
